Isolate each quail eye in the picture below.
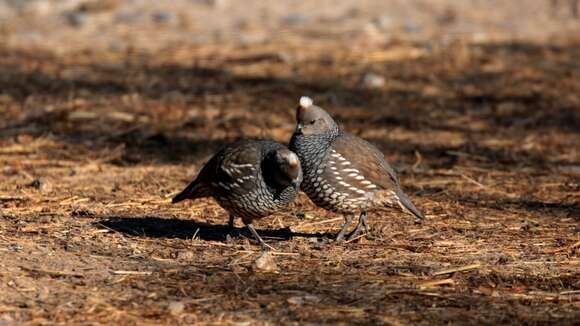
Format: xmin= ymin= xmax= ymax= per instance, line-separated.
xmin=309 ymin=119 xmax=316 ymax=125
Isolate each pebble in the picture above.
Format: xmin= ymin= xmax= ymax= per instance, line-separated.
xmin=373 ymin=15 xmax=393 ymax=30
xmin=115 ymin=10 xmax=143 ymax=24
xmin=282 ymin=13 xmax=309 ymax=26
xmin=152 ymin=10 xmax=177 ymax=24
xmin=360 ymin=72 xmax=385 ymax=89
xmin=167 ymin=301 xmax=184 ymax=315
xmin=175 ymin=250 xmax=195 ymax=261
xmin=200 ymin=0 xmax=228 ymax=9
xmin=65 ymin=11 xmax=88 ymax=27
xmin=253 ymin=251 xmax=278 ymax=272
xmin=287 ymin=295 xmax=320 ymax=306
xmin=403 ymin=22 xmax=422 ymax=34
xmin=28 ymin=178 xmax=52 ymax=193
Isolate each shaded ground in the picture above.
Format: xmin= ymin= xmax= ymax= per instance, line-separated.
xmin=0 ymin=32 xmax=579 ymax=325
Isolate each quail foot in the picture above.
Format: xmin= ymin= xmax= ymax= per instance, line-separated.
xmin=172 ymin=140 xmax=302 ymax=249
xmin=289 ymin=97 xmax=423 ymax=242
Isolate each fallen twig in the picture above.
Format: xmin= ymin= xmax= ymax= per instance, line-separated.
xmin=20 ymin=266 xmax=83 ymax=278
xmin=432 ymin=263 xmax=481 ymax=276
xmin=418 ymin=278 xmax=455 ymax=289
xmin=292 ymin=217 xmax=343 ymax=231
xmin=460 ymin=174 xmax=487 ymax=189
xmin=543 ymin=240 xmax=580 ymax=254
xmin=111 ymin=271 xmax=152 ymax=276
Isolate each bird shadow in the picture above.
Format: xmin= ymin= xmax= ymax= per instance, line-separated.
xmin=95 ymin=216 xmax=333 ymax=242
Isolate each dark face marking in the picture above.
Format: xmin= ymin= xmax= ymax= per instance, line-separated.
xmin=267 ymin=149 xmax=303 ymax=190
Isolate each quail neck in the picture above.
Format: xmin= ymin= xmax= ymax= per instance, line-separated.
xmin=289 ymin=98 xmax=341 ymax=179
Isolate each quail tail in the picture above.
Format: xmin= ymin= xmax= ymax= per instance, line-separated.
xmin=395 ymin=189 xmax=424 ymax=220
xmin=172 ymin=180 xmax=205 ymax=203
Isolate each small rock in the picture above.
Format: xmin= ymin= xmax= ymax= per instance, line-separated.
xmin=152 ymin=10 xmax=178 ymax=24
xmin=28 ymin=179 xmax=42 ymax=189
xmin=344 ymin=7 xmax=361 ymax=18
xmin=167 ymin=301 xmax=184 ymax=315
xmin=308 ymin=237 xmax=320 ymax=243
xmin=27 ymin=179 xmax=52 ymax=193
xmin=111 ymin=183 xmax=121 ymax=192
xmin=253 ymin=251 xmax=278 ymax=272
xmin=437 ymin=6 xmax=457 ymax=26
xmin=9 ymin=243 xmax=22 ymax=252
xmin=287 ymin=295 xmax=320 ymax=306
xmin=65 ymin=11 xmax=88 ymax=27
xmin=70 ymin=209 xmax=93 ymax=218
xmin=201 ymin=0 xmax=228 ymax=9
xmin=287 ymin=296 xmax=304 ymax=306
xmin=77 ymin=0 xmax=120 ymax=13
xmin=373 ymin=15 xmax=393 ymax=30
xmin=360 ymin=22 xmax=384 ymax=43
xmin=360 ymin=73 xmax=385 ymax=89
xmin=282 ymin=13 xmax=309 ymax=26
xmin=175 ymin=250 xmax=195 ymax=261
xmin=403 ymin=22 xmax=422 ymax=34
xmin=115 ymin=10 xmax=143 ymax=24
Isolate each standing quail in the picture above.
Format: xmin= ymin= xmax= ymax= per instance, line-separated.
xmin=172 ymin=140 xmax=302 ymax=249
xmin=289 ymin=97 xmax=424 ymax=242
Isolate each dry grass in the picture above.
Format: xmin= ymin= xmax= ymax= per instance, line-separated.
xmin=0 ymin=39 xmax=579 ymax=324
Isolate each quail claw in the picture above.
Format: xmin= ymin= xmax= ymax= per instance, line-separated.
xmin=246 ymin=223 xmax=276 ymax=251
xmin=335 ymin=214 xmax=354 ymax=242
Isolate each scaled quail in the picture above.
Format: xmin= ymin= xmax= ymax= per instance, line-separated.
xmin=289 ymin=97 xmax=423 ymax=242
xmin=172 ymin=140 xmax=302 ymax=248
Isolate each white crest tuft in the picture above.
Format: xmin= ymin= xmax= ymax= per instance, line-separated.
xmin=299 ymin=96 xmax=313 ymax=108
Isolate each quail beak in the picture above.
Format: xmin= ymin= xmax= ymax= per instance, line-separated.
xmin=295 ymin=123 xmax=303 ymax=135
xmin=292 ymin=178 xmax=301 ymax=191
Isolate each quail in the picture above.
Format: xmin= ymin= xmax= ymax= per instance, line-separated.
xmin=172 ymin=140 xmax=302 ymax=249
xmin=289 ymin=97 xmax=424 ymax=242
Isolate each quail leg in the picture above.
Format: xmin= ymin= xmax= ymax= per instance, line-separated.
xmin=335 ymin=214 xmax=354 ymax=242
xmin=347 ymin=211 xmax=369 ymax=241
xmin=225 ymin=215 xmax=235 ymax=243
xmin=246 ymin=223 xmax=275 ymax=250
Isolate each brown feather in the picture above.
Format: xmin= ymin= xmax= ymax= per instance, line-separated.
xmin=330 ymin=134 xmax=399 ymax=190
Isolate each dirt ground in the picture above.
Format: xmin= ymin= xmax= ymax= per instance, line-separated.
xmin=1 ymin=1 xmax=580 ymax=325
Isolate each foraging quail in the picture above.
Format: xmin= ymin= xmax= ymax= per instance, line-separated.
xmin=289 ymin=97 xmax=424 ymax=242
xmin=172 ymin=140 xmax=302 ymax=248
